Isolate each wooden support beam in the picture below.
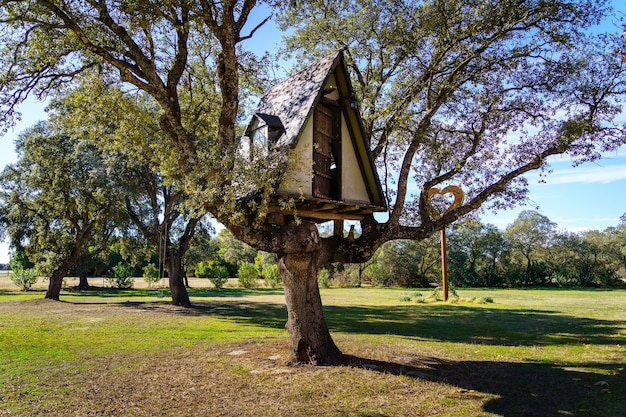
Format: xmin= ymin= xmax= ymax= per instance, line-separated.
xmin=334 ymin=220 xmax=344 ymax=236
xmin=270 ymin=209 xmax=365 ymax=221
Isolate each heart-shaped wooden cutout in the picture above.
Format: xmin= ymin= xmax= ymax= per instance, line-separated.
xmin=427 ymin=185 xmax=465 ymax=220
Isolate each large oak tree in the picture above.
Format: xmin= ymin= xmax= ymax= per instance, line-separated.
xmin=0 ymin=122 xmax=124 ymax=299
xmin=51 ymin=78 xmax=214 ymax=306
xmin=1 ymin=0 xmax=625 ymax=364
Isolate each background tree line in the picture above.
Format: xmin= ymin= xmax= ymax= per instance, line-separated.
xmin=339 ymin=211 xmax=626 ymax=289
xmin=7 ymin=206 xmax=624 ymax=290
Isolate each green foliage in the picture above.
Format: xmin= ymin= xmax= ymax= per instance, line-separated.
xmin=261 ymin=264 xmax=281 ymax=288
xmin=448 ymin=220 xmax=508 ymax=287
xmin=9 ymin=250 xmax=39 ymax=290
xmin=399 ymin=291 xmax=423 ymax=302
xmin=107 ymin=262 xmax=134 ymax=289
xmin=0 ymin=121 xmax=125 ymax=293
xmin=367 ymin=240 xmax=438 ymax=287
xmin=9 ymin=249 xmax=34 ymax=271
xmin=195 ymin=258 xmax=232 ymax=288
xmin=368 ymin=263 xmax=392 ymax=287
xmin=332 ymin=265 xmax=360 ymax=288
xmin=354 ymin=212 xmax=626 ymax=289
xmin=194 ymin=260 xmax=213 ymax=278
xmin=237 ymin=262 xmax=258 ymax=289
xmin=9 ymin=266 xmax=38 ymax=291
xmin=184 ymin=228 xmax=219 ymax=279
xmin=142 ymin=263 xmax=160 ymax=288
xmin=318 ymin=268 xmax=332 ymax=288
xmin=254 ymin=251 xmax=276 ymax=271
xmin=430 ymin=286 xmax=459 ymax=302
xmin=215 ymin=230 xmax=257 ymax=267
xmin=208 ymin=265 xmax=229 ymax=289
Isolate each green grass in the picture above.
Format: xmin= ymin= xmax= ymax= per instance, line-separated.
xmin=0 ymin=287 xmax=624 ymax=416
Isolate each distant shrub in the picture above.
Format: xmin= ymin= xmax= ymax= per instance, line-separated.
xmin=552 ymin=272 xmax=577 ymax=287
xmin=209 ymin=265 xmax=229 ymax=289
xmin=430 ymin=286 xmax=459 ymax=302
xmin=10 ymin=267 xmax=38 ymax=291
xmin=262 ymin=264 xmax=281 ymax=288
xmin=318 ymin=269 xmax=332 ymax=288
xmin=255 ymin=251 xmax=276 ymax=270
xmin=237 ymin=262 xmax=258 ymax=288
xmin=142 ymin=264 xmax=160 ymax=287
xmin=470 ymin=297 xmax=494 ymax=304
xmin=333 ymin=268 xmax=359 ymax=287
xmin=107 ymin=262 xmax=134 ymax=289
xmin=400 ymin=291 xmax=423 ymax=302
xmin=368 ymin=264 xmax=394 ymax=287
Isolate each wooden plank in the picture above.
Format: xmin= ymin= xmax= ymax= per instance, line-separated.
xmin=270 ymin=209 xmax=365 ymax=221
xmin=334 ymin=220 xmax=344 ymax=236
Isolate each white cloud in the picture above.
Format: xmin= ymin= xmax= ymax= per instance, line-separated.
xmin=528 ymin=164 xmax=626 ymax=185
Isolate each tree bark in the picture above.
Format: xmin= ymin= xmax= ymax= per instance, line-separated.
xmin=45 ymin=267 xmax=67 ymax=301
xmin=166 ymin=247 xmax=191 ymax=307
xmin=78 ymin=272 xmax=90 ymax=290
xmin=77 ymin=258 xmax=90 ymax=289
xmin=278 ymin=252 xmax=344 ymax=365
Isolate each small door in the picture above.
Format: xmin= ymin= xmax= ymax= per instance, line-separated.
xmin=313 ymin=103 xmax=340 ymax=200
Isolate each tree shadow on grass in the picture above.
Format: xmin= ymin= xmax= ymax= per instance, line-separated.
xmin=188 ymin=287 xmax=285 ymax=298
xmin=159 ymin=298 xmax=625 ymax=347
xmin=55 ymin=286 xmax=283 ymax=300
xmin=111 ymin=297 xmax=625 ymax=416
xmin=323 ymin=303 xmax=626 ymax=346
xmin=345 ymin=354 xmax=625 ymax=417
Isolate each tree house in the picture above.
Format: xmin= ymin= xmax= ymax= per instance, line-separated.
xmin=241 ymin=50 xmax=387 ymax=226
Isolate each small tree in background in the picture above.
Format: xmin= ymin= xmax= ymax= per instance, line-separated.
xmin=0 ymin=123 xmax=124 ymax=300
xmin=238 ymin=262 xmax=259 ymax=289
xmin=9 ymin=256 xmax=38 ymax=291
xmin=208 ymin=264 xmax=229 ymax=289
xmin=107 ymin=262 xmax=134 ymax=289
xmin=142 ymin=263 xmax=160 ymax=288
xmin=317 ymin=268 xmax=332 ymax=288
xmin=262 ymin=264 xmax=282 ymax=288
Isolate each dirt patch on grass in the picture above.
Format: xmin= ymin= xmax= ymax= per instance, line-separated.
xmin=30 ymin=340 xmax=465 ymax=417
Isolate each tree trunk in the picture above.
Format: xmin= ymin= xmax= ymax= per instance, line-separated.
xmin=78 ymin=272 xmax=90 ymax=290
xmin=77 ymin=257 xmax=90 ymax=289
xmin=45 ymin=267 xmax=67 ymax=301
xmin=166 ymin=247 xmax=191 ymax=307
xmin=278 ymin=252 xmax=344 ymax=365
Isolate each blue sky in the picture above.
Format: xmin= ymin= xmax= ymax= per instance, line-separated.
xmin=484 ymin=147 xmax=626 ymax=231
xmin=1 ymin=2 xmax=625 ymax=263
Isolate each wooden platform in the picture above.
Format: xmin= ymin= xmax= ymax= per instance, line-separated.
xmin=266 ymin=193 xmax=387 ymax=223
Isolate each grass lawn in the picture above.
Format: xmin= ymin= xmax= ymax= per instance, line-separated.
xmin=0 ymin=286 xmax=624 ymax=416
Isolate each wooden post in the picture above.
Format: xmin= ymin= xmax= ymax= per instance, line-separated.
xmin=441 ymin=228 xmax=448 ymax=302
xmin=426 ymin=185 xmax=464 ymax=302
xmin=333 ymin=220 xmax=344 ymax=236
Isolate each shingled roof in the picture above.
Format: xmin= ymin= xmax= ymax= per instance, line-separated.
xmin=241 ymin=50 xmax=388 ymax=219
xmin=247 ymin=51 xmax=343 ymax=148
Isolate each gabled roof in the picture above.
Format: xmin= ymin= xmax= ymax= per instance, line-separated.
xmin=244 ymin=50 xmax=388 ymax=211
xmin=251 ymin=51 xmax=342 ymax=148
